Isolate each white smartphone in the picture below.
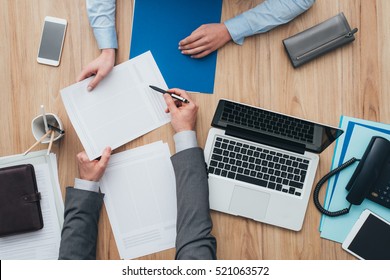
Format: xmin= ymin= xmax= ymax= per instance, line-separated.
xmin=342 ymin=209 xmax=390 ymax=260
xmin=37 ymin=16 xmax=67 ymax=66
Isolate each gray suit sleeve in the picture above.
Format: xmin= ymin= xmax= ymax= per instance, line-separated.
xmin=58 ymin=187 xmax=104 ymax=260
xmin=171 ymin=147 xmax=217 ymax=260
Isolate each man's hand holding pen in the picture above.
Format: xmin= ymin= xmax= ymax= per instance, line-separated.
xmin=163 ymin=88 xmax=198 ymax=133
xmin=150 ymin=85 xmax=189 ymax=103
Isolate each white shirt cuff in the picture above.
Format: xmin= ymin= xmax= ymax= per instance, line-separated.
xmin=74 ymin=178 xmax=100 ymax=193
xmin=173 ymin=130 xmax=198 ymax=153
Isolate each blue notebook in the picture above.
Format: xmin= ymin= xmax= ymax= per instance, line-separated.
xmin=130 ymin=0 xmax=223 ymax=94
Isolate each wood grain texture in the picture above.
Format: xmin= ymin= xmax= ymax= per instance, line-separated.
xmin=1 ymin=0 xmax=388 ymax=259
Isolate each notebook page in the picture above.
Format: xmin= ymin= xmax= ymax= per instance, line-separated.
xmin=100 ymin=141 xmax=177 ymax=259
xmin=61 ymin=51 xmax=170 ymax=160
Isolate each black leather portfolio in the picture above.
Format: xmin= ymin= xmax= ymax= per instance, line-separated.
xmin=0 ymin=164 xmax=43 ymax=237
xmin=283 ymin=12 xmax=358 ymax=68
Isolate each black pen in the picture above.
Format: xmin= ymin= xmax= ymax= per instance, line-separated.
xmin=149 ymin=85 xmax=190 ymax=104
xmin=48 ymin=124 xmax=65 ymax=134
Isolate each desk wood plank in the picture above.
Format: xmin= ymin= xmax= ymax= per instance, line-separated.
xmin=1 ymin=0 xmax=389 ymax=259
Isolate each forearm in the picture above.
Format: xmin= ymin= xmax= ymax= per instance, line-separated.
xmin=86 ymin=0 xmax=118 ymax=49
xmin=58 ymin=187 xmax=104 ymax=260
xmin=225 ymin=0 xmax=315 ymax=45
xmin=171 ymin=148 xmax=217 ymax=260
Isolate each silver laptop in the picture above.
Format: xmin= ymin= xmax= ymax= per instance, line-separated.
xmin=204 ymin=99 xmax=343 ymax=231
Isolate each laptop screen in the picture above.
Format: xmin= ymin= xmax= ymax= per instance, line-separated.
xmin=211 ymin=99 xmax=343 ymax=153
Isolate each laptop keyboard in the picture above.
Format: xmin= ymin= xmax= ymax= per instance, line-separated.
xmin=221 ymin=101 xmax=315 ymax=143
xmin=208 ymin=136 xmax=310 ymax=197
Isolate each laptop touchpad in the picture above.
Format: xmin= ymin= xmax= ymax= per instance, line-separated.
xmin=229 ymin=185 xmax=269 ymax=220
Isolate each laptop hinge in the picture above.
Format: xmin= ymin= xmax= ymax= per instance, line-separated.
xmin=225 ymin=125 xmax=306 ymax=155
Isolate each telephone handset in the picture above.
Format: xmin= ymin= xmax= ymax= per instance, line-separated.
xmin=346 ymin=136 xmax=390 ymax=205
xmin=314 ymin=136 xmax=390 ymax=217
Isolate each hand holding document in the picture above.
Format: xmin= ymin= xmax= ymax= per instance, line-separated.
xmin=61 ymin=51 xmax=171 ymax=160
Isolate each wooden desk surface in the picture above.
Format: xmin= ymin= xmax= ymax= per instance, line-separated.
xmin=1 ymin=0 xmax=389 ymax=260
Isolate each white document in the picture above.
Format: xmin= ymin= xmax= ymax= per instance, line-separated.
xmin=0 ymin=151 xmax=63 ymax=260
xmin=61 ymin=51 xmax=171 ymax=160
xmin=100 ymin=141 xmax=177 ymax=259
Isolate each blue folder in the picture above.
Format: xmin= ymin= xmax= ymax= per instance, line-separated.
xmin=130 ymin=0 xmax=223 ymax=94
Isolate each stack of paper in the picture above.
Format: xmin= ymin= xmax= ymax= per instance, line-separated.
xmin=100 ymin=141 xmax=177 ymax=259
xmin=319 ymin=116 xmax=390 ymax=243
xmin=61 ymin=51 xmax=171 ymax=160
xmin=0 ymin=151 xmax=64 ymax=260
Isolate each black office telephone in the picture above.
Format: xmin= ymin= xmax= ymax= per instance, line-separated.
xmin=314 ymin=136 xmax=390 ymax=217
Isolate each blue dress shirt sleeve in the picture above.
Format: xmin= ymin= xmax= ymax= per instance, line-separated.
xmin=86 ymin=0 xmax=118 ymax=49
xmin=224 ymin=0 xmax=315 ymax=45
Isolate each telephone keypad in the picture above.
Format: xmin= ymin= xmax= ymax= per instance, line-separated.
xmin=370 ymin=185 xmax=390 ymax=208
